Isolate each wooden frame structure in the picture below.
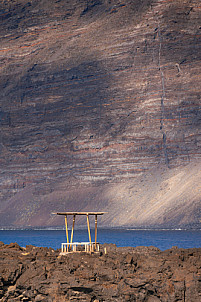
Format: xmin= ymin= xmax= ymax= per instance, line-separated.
xmin=52 ymin=212 xmax=106 ymax=253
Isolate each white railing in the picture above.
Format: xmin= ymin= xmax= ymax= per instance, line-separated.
xmin=61 ymin=242 xmax=100 ymax=253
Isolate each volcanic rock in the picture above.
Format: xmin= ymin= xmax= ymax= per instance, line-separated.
xmin=0 ymin=242 xmax=201 ymax=301
xmin=0 ymin=0 xmax=200 ymax=228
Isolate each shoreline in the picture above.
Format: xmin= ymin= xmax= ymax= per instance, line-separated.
xmin=0 ymin=226 xmax=201 ymax=231
xmin=1 ymin=229 xmax=200 ymax=251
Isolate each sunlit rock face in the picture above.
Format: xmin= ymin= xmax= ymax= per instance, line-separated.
xmin=0 ymin=0 xmax=200 ymax=228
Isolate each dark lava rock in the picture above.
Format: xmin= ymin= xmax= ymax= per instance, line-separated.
xmin=0 ymin=243 xmax=200 ymax=301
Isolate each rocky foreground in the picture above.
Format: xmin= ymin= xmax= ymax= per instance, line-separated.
xmin=0 ymin=242 xmax=200 ymax=301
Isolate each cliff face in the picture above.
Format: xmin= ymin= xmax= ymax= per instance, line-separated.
xmin=0 ymin=0 xmax=200 ymax=227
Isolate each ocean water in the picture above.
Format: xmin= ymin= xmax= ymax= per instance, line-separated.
xmin=0 ymin=229 xmax=200 ymax=251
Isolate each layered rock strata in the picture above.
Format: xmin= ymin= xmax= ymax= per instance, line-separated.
xmin=0 ymin=0 xmax=200 ymax=227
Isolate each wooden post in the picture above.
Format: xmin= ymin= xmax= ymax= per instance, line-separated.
xmin=95 ymin=214 xmax=97 ymax=250
xmin=70 ymin=214 xmax=76 ymax=245
xmin=65 ymin=215 xmax=69 ymax=244
xmin=86 ymin=214 xmax=91 ymax=245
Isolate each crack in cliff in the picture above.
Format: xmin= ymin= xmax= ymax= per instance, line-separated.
xmin=153 ymin=6 xmax=170 ymax=168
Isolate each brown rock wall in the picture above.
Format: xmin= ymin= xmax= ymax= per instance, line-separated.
xmin=0 ymin=0 xmax=200 ymax=227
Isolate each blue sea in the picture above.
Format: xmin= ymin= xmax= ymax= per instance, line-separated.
xmin=0 ymin=229 xmax=200 ymax=251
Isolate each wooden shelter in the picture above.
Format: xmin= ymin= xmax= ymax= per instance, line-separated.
xmin=52 ymin=212 xmax=106 ymax=253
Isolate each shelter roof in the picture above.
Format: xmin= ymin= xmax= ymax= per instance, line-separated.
xmin=52 ymin=212 xmax=106 ymax=216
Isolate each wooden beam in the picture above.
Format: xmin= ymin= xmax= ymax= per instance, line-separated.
xmin=86 ymin=214 xmax=91 ymax=244
xmin=95 ymin=214 xmax=97 ymax=250
xmin=53 ymin=212 xmax=107 ymax=216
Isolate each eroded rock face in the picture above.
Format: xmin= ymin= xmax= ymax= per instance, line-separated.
xmin=0 ymin=242 xmax=200 ymax=301
xmin=0 ymin=0 xmax=200 ymax=227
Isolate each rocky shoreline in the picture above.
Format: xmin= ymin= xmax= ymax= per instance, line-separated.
xmin=0 ymin=242 xmax=200 ymax=301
